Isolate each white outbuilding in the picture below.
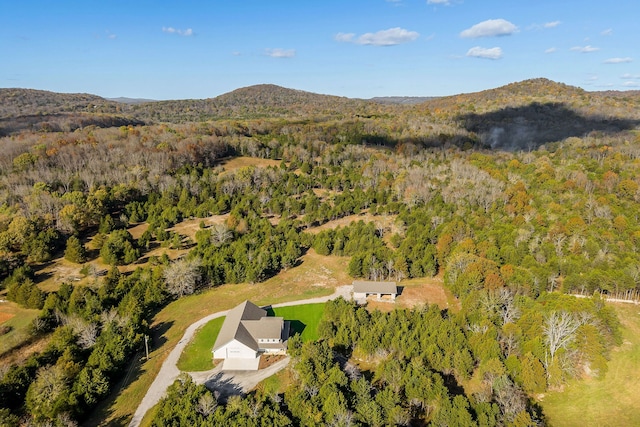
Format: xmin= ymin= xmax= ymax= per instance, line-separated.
xmin=352 ymin=280 xmax=398 ymax=302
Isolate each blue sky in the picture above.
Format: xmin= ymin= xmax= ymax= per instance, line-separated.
xmin=1 ymin=0 xmax=638 ymax=99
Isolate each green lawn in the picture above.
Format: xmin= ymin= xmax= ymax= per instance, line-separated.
xmin=177 ymin=303 xmax=327 ymax=372
xmin=541 ymin=303 xmax=640 ymax=426
xmin=176 ymin=317 xmax=225 ymax=372
xmin=269 ymin=303 xmax=326 ymax=342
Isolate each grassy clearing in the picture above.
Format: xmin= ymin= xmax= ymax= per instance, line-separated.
xmin=218 ymin=157 xmax=281 ymax=175
xmin=254 ymin=368 xmax=293 ymax=396
xmin=270 ymin=303 xmax=326 ymax=342
xmin=540 ymin=303 xmax=640 ymax=426
xmin=176 ymin=317 xmax=225 ymax=372
xmin=304 ymin=212 xmax=394 ymax=235
xmin=0 ymin=301 xmax=40 ymax=355
xmin=91 ymin=250 xmax=349 ymax=426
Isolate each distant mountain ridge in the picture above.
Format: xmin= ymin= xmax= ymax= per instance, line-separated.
xmin=127 ymin=84 xmax=380 ymax=123
xmin=2 ymin=79 xmax=640 ymax=135
xmin=415 ymin=78 xmax=640 ymax=150
xmin=370 ymin=96 xmax=438 ymax=105
xmin=4 ymin=79 xmax=640 ymax=118
xmin=107 ymin=97 xmax=157 ymax=104
xmin=0 ymin=88 xmax=121 ymax=118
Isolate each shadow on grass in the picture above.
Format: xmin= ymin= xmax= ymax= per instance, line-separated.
xmin=149 ymin=321 xmax=173 ymax=352
xmin=264 ymin=307 xmax=306 ymax=338
xmin=287 ymin=320 xmax=307 ymax=337
xmin=82 ymin=351 xmax=145 ymax=427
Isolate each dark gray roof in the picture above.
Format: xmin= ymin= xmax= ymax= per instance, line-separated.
xmin=353 ymin=280 xmax=397 ymax=294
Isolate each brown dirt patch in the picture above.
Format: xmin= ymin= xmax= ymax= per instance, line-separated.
xmin=258 ymin=354 xmax=287 ymax=370
xmin=36 ymin=260 xmax=85 ymax=293
xmin=128 ymin=223 xmax=149 ymax=240
xmin=219 ymin=157 xmax=280 ymax=175
xmin=364 ymin=274 xmax=459 ymax=313
xmin=0 ymin=311 xmax=14 ymax=324
xmin=170 ymin=214 xmax=229 ymax=241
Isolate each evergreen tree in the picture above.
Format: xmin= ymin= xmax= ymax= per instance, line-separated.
xmin=64 ymin=236 xmax=87 ymax=264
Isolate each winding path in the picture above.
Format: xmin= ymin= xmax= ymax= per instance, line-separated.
xmin=128 ymin=285 xmax=352 ymax=427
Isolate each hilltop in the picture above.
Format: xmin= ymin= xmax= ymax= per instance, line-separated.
xmin=2 ymin=79 xmax=639 ymax=150
xmin=127 ymin=84 xmax=383 ymax=123
xmin=414 ymin=78 xmax=640 ymax=149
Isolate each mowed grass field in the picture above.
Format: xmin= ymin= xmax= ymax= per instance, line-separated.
xmin=541 ymin=303 xmax=640 ymax=426
xmin=90 ymin=249 xmax=350 ymax=426
xmin=270 ymin=303 xmax=326 ymax=342
xmin=176 ymin=317 xmax=225 ymax=372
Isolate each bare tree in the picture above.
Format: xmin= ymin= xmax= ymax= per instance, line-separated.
xmin=100 ymin=308 xmax=129 ymax=327
xmin=497 ymin=288 xmax=520 ymax=325
xmin=62 ymin=315 xmax=99 ymax=349
xmin=331 ymin=410 xmax=356 ymax=427
xmin=543 ymin=311 xmax=580 ymax=368
xmin=76 ymin=322 xmax=99 ymax=350
xmin=210 ymin=224 xmax=233 ymax=247
xmin=196 ymin=393 xmax=217 ymax=417
xmin=343 ymin=362 xmax=362 ymax=381
xmin=498 ymin=329 xmax=520 ymax=358
xmin=552 ymin=234 xmax=566 ymax=258
xmin=163 ymin=257 xmax=202 ymax=298
xmin=492 ymin=376 xmax=528 ymax=424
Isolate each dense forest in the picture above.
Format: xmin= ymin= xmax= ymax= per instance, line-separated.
xmin=0 ymin=78 xmax=639 ymax=426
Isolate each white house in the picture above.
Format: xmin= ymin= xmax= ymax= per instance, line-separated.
xmin=352 ymin=280 xmax=398 ymax=301
xmin=212 ymin=301 xmax=289 ymax=361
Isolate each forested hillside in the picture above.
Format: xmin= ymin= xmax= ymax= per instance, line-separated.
xmin=0 ymin=78 xmax=639 ymax=426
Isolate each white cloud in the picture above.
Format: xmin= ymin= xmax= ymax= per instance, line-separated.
xmin=265 ymin=48 xmax=296 ymax=58
xmin=466 ymin=46 xmax=503 ymax=60
xmin=427 ymin=0 xmax=450 ymax=4
xmin=460 ymin=19 xmax=518 ymax=38
xmin=601 ymin=28 xmax=613 ymax=36
xmin=570 ymin=45 xmax=599 ymax=53
xmin=162 ymin=27 xmax=194 ymax=36
xmin=603 ymin=57 xmax=632 ymax=64
xmin=621 ymin=73 xmax=640 ymax=79
xmin=545 ymin=47 xmax=557 ymax=54
xmin=544 ymin=21 xmax=561 ymax=28
xmin=335 ymin=32 xmax=355 ymax=43
xmin=335 ymin=27 xmax=419 ymax=46
xmin=622 ymin=81 xmax=640 ymax=87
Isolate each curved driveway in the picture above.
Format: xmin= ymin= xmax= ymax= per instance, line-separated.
xmin=128 ymin=285 xmax=351 ymax=427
